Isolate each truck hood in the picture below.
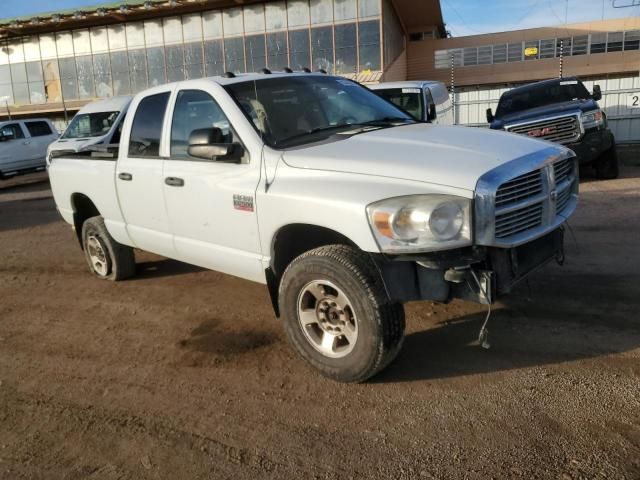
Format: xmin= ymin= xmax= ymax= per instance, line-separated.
xmin=48 ymin=136 xmax=106 ymax=154
xmin=491 ymin=99 xmax=599 ymax=129
xmin=282 ymin=124 xmax=561 ymax=191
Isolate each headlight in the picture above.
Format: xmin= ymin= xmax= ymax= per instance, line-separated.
xmin=581 ymin=109 xmax=604 ymax=129
xmin=367 ymin=195 xmax=472 ymax=253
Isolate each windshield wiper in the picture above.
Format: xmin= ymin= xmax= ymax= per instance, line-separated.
xmin=277 ymin=123 xmax=363 ymax=146
xmin=359 ymin=117 xmax=415 ymax=127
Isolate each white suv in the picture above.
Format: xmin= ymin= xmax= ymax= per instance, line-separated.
xmin=0 ymin=118 xmax=58 ymax=179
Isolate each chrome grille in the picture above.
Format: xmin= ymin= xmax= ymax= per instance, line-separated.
xmin=554 ymin=157 xmax=573 ymax=185
xmin=495 ymin=202 xmax=544 ymax=238
xmin=556 ymin=185 xmax=572 ymax=214
xmin=506 ymin=115 xmax=581 ymax=144
xmin=495 ymin=170 xmax=543 ymax=207
xmin=482 ymin=153 xmax=579 ymax=244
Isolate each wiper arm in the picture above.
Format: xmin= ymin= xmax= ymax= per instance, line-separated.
xmin=277 ymin=123 xmax=358 ymax=146
xmin=360 ymin=117 xmax=415 ymax=126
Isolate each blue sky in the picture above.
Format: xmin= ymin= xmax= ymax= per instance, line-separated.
xmin=2 ymin=0 xmax=640 ymax=37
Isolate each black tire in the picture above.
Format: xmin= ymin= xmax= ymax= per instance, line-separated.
xmin=81 ymin=216 xmax=135 ymax=281
xmin=595 ymin=146 xmax=619 ymax=180
xmin=278 ymin=245 xmax=405 ymax=383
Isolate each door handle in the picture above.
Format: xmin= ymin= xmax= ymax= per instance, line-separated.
xmin=118 ymin=172 xmax=133 ymax=181
xmin=23 ymin=141 xmax=31 ymax=145
xmin=165 ymin=177 xmax=185 ymax=187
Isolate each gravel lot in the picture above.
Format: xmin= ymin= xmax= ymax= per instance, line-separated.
xmin=1 ymin=168 xmax=639 ymax=479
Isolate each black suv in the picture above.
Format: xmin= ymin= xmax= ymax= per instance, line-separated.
xmin=487 ymin=77 xmax=618 ymax=179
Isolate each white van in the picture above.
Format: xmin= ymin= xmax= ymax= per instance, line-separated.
xmin=47 ymin=96 xmax=132 ymax=164
xmin=370 ymin=81 xmax=454 ymax=125
xmin=0 ymin=118 xmax=58 ymax=179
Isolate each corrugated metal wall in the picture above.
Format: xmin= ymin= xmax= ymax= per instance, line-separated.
xmin=454 ymin=74 xmax=640 ymax=143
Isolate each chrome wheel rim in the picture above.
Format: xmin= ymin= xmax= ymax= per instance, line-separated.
xmin=87 ymin=235 xmax=109 ymax=277
xmin=297 ymin=280 xmax=358 ymax=358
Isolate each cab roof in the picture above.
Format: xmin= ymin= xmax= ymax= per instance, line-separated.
xmin=78 ymin=95 xmax=133 ymax=114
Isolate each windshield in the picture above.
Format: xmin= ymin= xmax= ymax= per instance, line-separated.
xmin=373 ymin=88 xmax=424 ymax=121
xmin=496 ymin=80 xmax=591 ymax=119
xmin=62 ymin=111 xmax=120 ymax=139
xmin=224 ymin=76 xmax=414 ymax=148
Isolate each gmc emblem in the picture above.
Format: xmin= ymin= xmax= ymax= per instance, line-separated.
xmin=528 ymin=127 xmax=556 ymax=138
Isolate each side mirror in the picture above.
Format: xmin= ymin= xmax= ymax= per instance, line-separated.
xmin=427 ymin=103 xmax=437 ymax=122
xmin=592 ymin=85 xmax=602 ymax=101
xmin=486 ymin=108 xmax=495 ymax=123
xmin=187 ymin=127 xmax=243 ymax=162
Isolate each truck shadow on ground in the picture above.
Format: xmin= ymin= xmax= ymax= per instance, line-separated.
xmin=374 ymin=273 xmax=640 ymax=384
xmin=0 ymin=196 xmax=58 ymax=232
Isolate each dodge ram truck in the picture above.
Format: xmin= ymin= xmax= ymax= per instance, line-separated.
xmin=48 ymin=72 xmax=579 ymax=383
xmin=487 ymin=77 xmax=617 ymax=179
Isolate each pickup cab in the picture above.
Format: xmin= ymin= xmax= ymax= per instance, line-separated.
xmin=487 ymin=77 xmax=617 ymax=179
xmin=370 ymin=81 xmax=454 ymax=125
xmin=49 ymin=72 xmax=578 ymax=383
xmin=0 ymin=118 xmax=58 ymax=179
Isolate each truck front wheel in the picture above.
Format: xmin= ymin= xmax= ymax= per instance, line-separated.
xmin=81 ymin=216 xmax=135 ymax=281
xmin=595 ymin=146 xmax=619 ymax=180
xmin=278 ymin=245 xmax=405 ymax=383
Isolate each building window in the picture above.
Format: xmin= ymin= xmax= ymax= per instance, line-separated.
xmin=590 ymin=33 xmax=606 ymax=54
xmin=93 ymin=53 xmax=112 ymax=97
xmin=110 ymin=51 xmax=130 ymax=95
xmin=334 ymin=0 xmax=357 ymax=21
xmin=245 ymin=35 xmax=267 ymax=72
xmin=0 ymin=65 xmax=14 ymax=105
xmin=128 ymin=49 xmax=147 ymax=93
xmin=624 ymin=30 xmax=640 ymax=50
xmin=166 ymin=45 xmax=185 ymax=83
xmin=204 ymin=39 xmax=224 ymax=76
xmin=267 ymin=32 xmax=289 ymax=70
xmin=492 ymin=44 xmax=507 ymax=63
xmin=311 ymin=0 xmax=334 ymax=25
xmin=463 ymin=47 xmax=477 ymax=66
xmin=359 ymin=0 xmax=381 ymax=18
xmin=556 ymin=38 xmax=571 ymax=56
xmin=311 ymin=26 xmax=334 ymax=71
xmin=75 ymin=55 xmax=94 ymax=99
xmin=572 ymin=35 xmax=588 ymax=55
xmin=358 ymin=20 xmax=381 ymax=71
xmin=607 ymin=32 xmax=623 ymax=52
xmin=146 ymin=47 xmax=166 ymax=87
xmin=507 ymin=42 xmax=522 ymax=62
xmin=434 ymin=49 xmax=450 ymax=69
xmin=265 ymin=1 xmax=287 ymax=31
xmin=223 ymin=8 xmax=244 ymax=36
xmin=288 ymin=0 xmax=311 ymax=28
xmin=59 ymin=57 xmax=78 ymax=100
xmin=224 ymin=37 xmax=246 ymax=73
xmin=289 ymin=29 xmax=311 ymax=69
xmin=244 ymin=4 xmax=266 ymax=33
xmin=539 ymin=39 xmax=555 ymax=58
xmin=477 ymin=45 xmax=492 ymax=64
xmin=184 ymin=42 xmax=204 ymax=80
xmin=335 ymin=23 xmax=357 ymax=74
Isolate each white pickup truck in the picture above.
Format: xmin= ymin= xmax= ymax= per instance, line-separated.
xmin=49 ymin=72 xmax=578 ymax=383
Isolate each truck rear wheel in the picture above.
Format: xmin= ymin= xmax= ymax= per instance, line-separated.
xmin=278 ymin=245 xmax=405 ymax=383
xmin=81 ymin=216 xmax=135 ymax=281
xmin=595 ymin=146 xmax=619 ymax=180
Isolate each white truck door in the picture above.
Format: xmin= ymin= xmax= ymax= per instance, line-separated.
xmin=162 ymin=88 xmax=264 ymax=283
xmin=0 ymin=122 xmax=31 ymax=173
xmin=115 ymin=90 xmax=176 ymax=258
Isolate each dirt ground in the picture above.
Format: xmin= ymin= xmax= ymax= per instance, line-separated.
xmin=0 ymin=167 xmax=639 ymax=480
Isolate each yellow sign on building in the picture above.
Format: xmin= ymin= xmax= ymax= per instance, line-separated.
xmin=524 ymin=47 xmax=539 ymax=57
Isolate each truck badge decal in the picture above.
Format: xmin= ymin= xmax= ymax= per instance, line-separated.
xmin=528 ymin=127 xmax=555 ymax=138
xmin=233 ymin=194 xmax=254 ymax=212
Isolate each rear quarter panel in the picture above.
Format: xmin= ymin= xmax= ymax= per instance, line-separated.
xmin=48 ymin=158 xmax=130 ymax=244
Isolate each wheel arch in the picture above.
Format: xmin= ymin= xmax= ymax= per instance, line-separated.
xmin=266 ymin=223 xmax=360 ymax=317
xmin=70 ymin=193 xmax=101 ymax=249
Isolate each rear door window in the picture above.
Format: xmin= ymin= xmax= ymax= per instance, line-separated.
xmin=25 ymin=121 xmax=53 ymax=137
xmin=128 ymin=92 xmax=170 ymax=157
